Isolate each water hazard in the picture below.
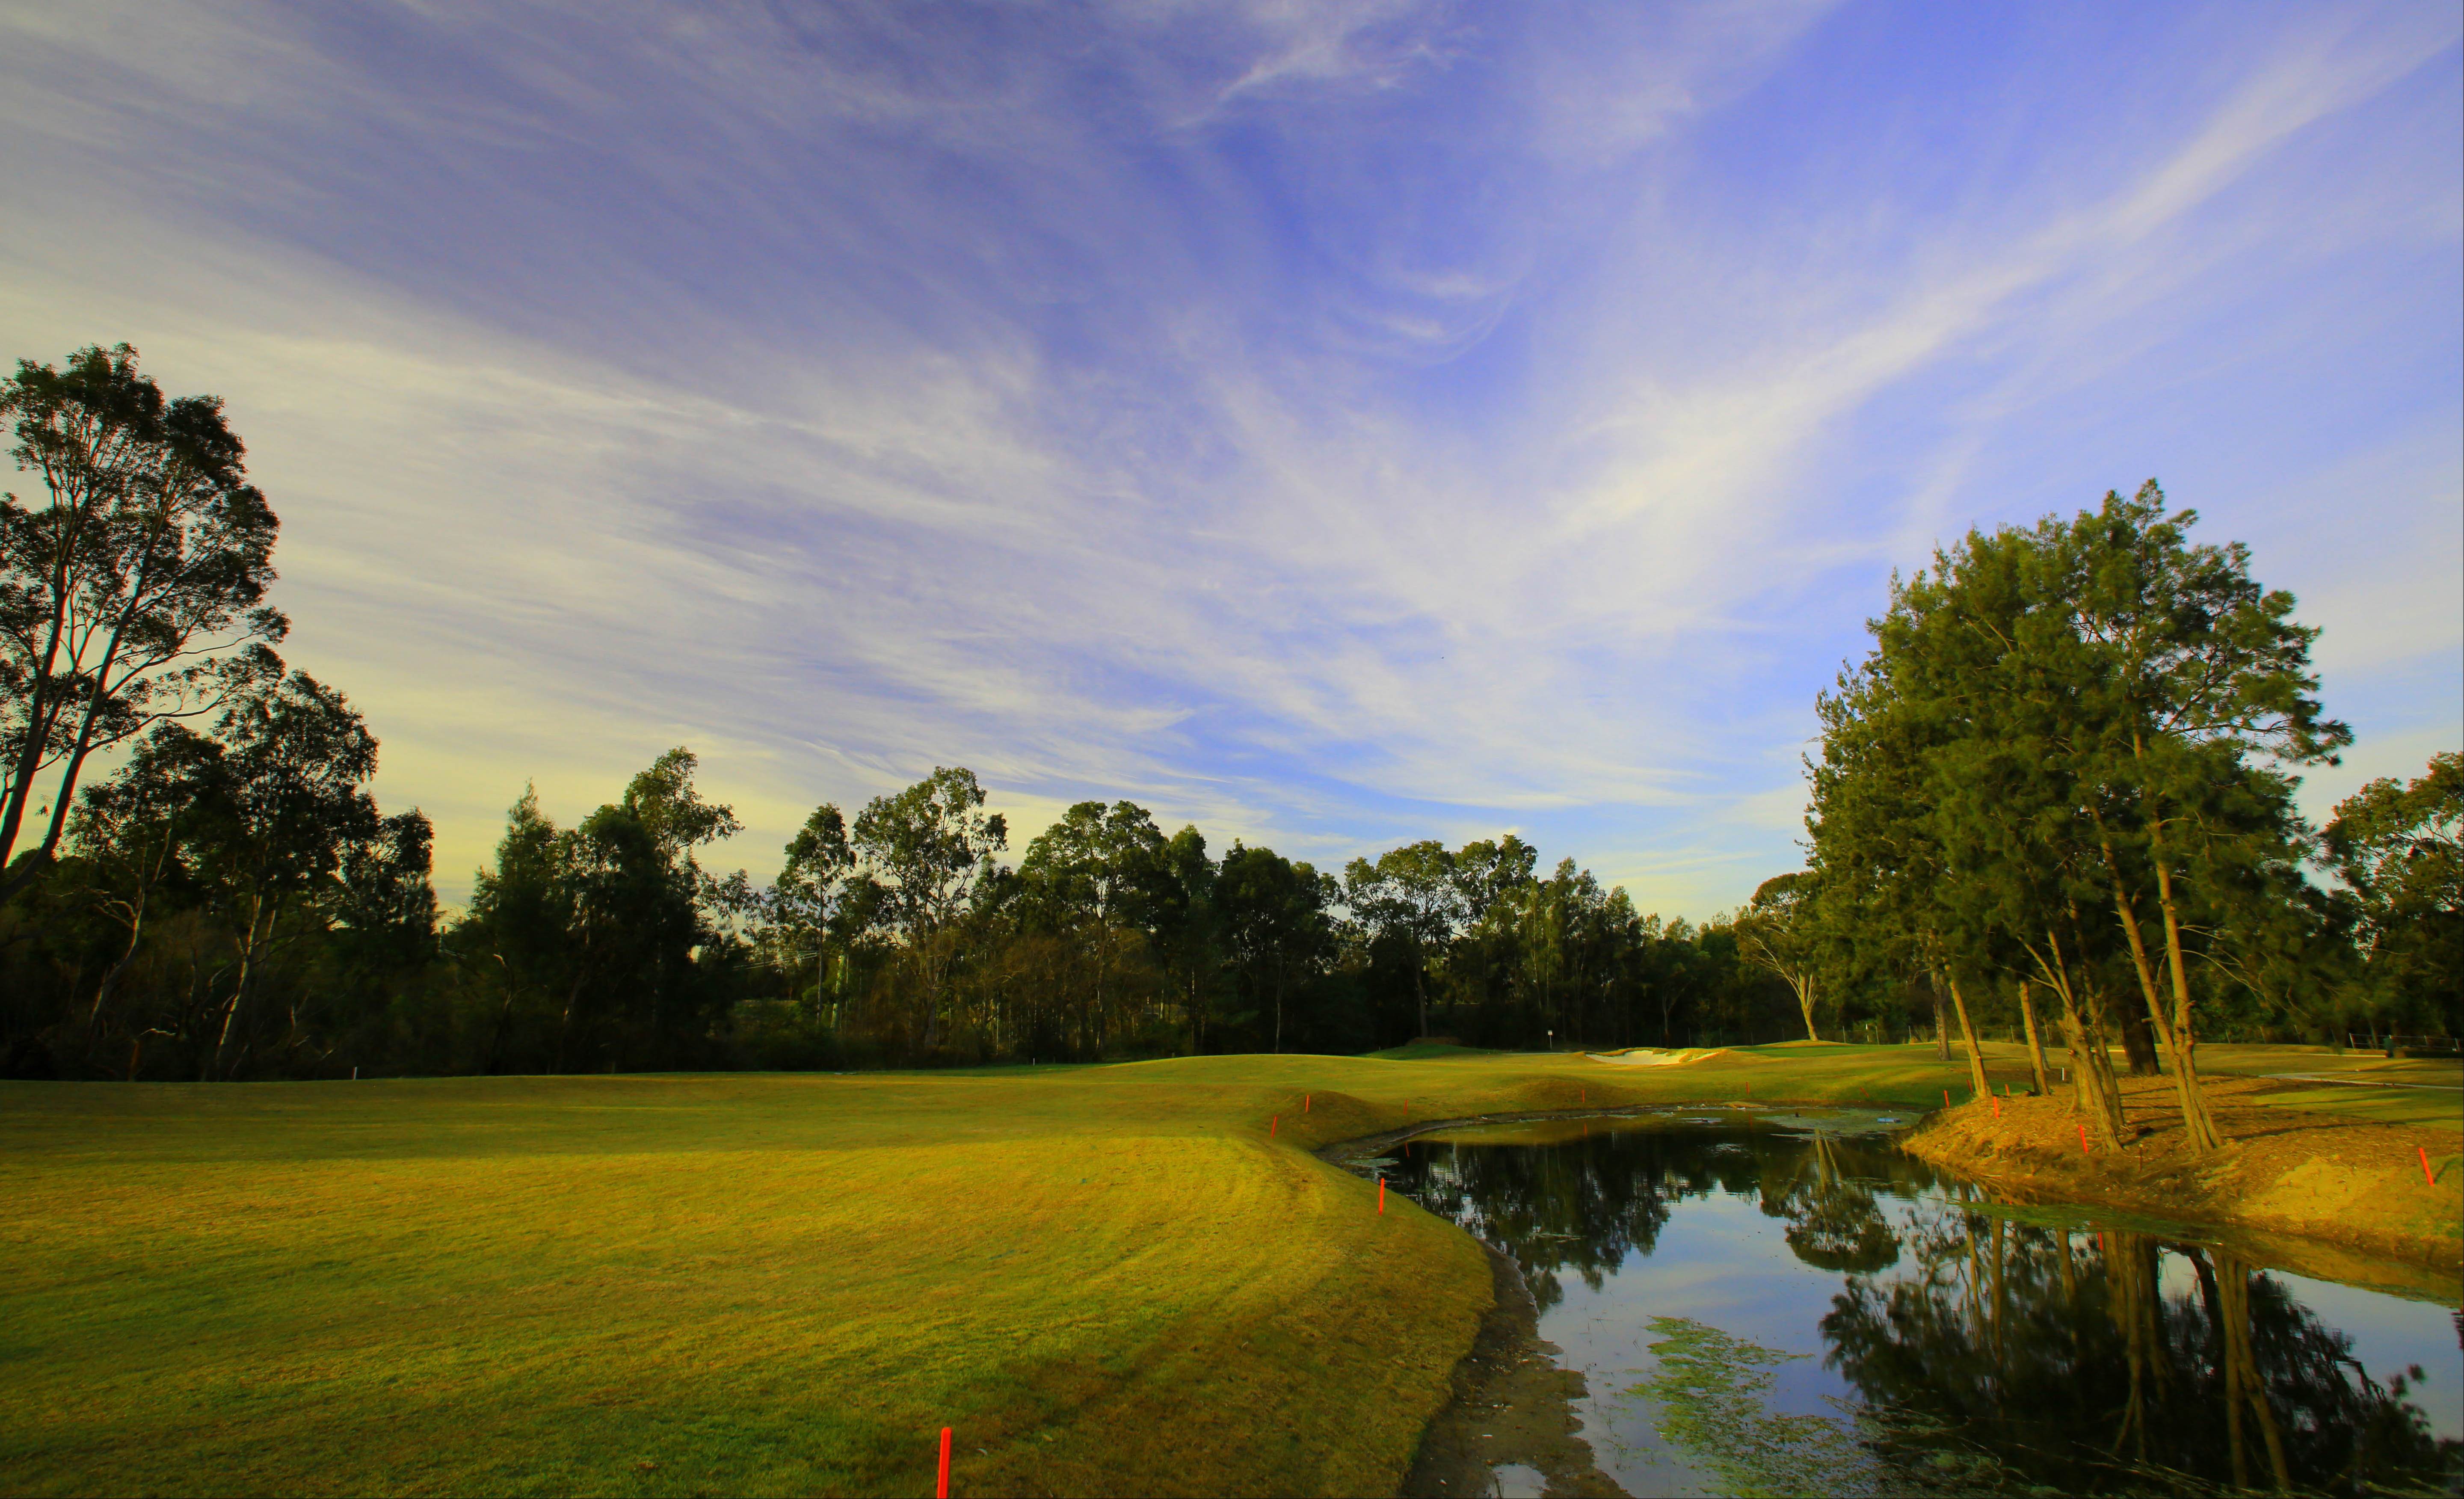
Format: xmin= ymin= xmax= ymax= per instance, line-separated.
xmin=1382 ymin=1111 xmax=2464 ymax=1496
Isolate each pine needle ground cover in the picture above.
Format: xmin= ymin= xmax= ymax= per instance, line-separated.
xmin=2 ymin=1044 xmax=2446 ymax=1496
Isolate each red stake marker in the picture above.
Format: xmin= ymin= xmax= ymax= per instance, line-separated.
xmin=2078 ymin=1123 xmax=2090 ymax=1152
xmin=1378 ymin=1177 xmax=1386 ymax=1215
xmin=1305 ymin=1093 xmax=1311 ymax=1112
xmin=2422 ymin=1146 xmax=2437 ymax=1186
xmin=1943 ymin=1089 xmax=1951 ymax=1108
xmin=1270 ymin=1115 xmax=1278 ymax=1137
xmin=1992 ymin=1096 xmax=2001 ymax=1119
xmin=937 ymin=1428 xmax=951 ymax=1499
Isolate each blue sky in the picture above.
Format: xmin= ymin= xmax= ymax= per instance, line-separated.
xmin=4 ymin=0 xmax=2458 ymax=912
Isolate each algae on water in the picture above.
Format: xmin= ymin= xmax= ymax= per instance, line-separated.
xmin=1632 ymin=1316 xmax=1880 ymax=1498
xmin=1631 ymin=1317 xmax=2050 ymax=1498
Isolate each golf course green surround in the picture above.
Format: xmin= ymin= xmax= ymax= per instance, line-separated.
xmin=3 ymin=1044 xmax=2453 ymax=1497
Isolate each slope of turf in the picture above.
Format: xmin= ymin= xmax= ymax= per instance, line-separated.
xmin=9 ymin=1043 xmax=2440 ymax=1496
xmin=0 ymin=1048 xmax=1984 ymax=1498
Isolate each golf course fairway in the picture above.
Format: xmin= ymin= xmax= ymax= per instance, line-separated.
xmin=3 ymin=1043 xmax=2454 ymax=1496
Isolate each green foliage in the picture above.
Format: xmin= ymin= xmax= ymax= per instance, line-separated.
xmin=1 ymin=343 xmax=287 ymax=904
xmin=2326 ymin=752 xmax=2464 ymax=1036
xmin=1798 ymin=482 xmax=2417 ymax=1142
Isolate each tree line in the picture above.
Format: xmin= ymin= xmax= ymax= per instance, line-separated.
xmin=3 ymin=347 xmax=2455 ymax=1079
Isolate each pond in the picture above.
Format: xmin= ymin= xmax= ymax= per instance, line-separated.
xmin=1380 ymin=1111 xmax=2464 ymax=1496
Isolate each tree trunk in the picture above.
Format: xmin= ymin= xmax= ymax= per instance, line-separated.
xmin=2117 ymin=1004 xmax=2161 ymax=1076
xmin=557 ymin=968 xmax=587 ymax=1073
xmin=88 ymin=907 xmax=148 ymax=1040
xmin=1943 ymin=969 xmax=1992 ymax=1099
xmin=2105 ymin=1232 xmax=2162 ymax=1465
xmin=2103 ymin=844 xmax=2224 ymax=1145
xmin=1271 ymin=969 xmax=1283 ymax=1055
xmin=2148 ymin=846 xmax=2227 ymax=1151
xmin=2097 ymin=825 xmax=2174 ymax=1070
xmin=3 ymin=611 xmax=137 ymax=906
xmin=2017 ymin=981 xmax=2051 ymax=1096
xmin=88 ymin=827 xmax=184 ymax=1051
xmin=2128 ymin=735 xmax=2226 ymax=1150
xmin=1931 ymin=983 xmax=1951 ymax=1062
xmin=0 ymin=552 xmax=78 ymax=883
xmin=2038 ymin=931 xmax=2126 ymax=1147
xmin=1792 ymin=973 xmax=1821 ymax=1042
xmin=208 ymin=891 xmax=270 ymax=1080
xmin=2214 ymin=1251 xmax=2291 ymax=1493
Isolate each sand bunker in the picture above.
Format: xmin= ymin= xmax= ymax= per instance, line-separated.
xmin=1586 ymin=1047 xmax=1730 ymax=1067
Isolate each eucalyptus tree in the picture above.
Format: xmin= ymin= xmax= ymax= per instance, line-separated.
xmin=1158 ymin=824 xmax=1221 ymax=1048
xmin=601 ymin=747 xmax=743 ymax=1040
xmin=448 ymin=750 xmax=737 ymax=1071
xmin=772 ymin=802 xmax=855 ymax=1020
xmin=455 ymin=785 xmax=573 ymax=1071
xmin=1451 ymin=834 xmax=1539 ymax=921
xmin=1735 ymin=871 xmax=1829 ymax=1042
xmin=1 ymin=344 xmax=286 ymax=904
xmin=65 ymin=721 xmax=225 ymax=1045
xmin=194 ymin=672 xmax=382 ymax=1078
xmin=1219 ymin=841 xmax=1335 ymax=1053
xmin=1343 ymin=839 xmax=1463 ymax=1038
xmin=331 ymin=808 xmax=438 ymax=970
xmin=850 ymin=767 xmax=1007 ymax=1047
xmin=1016 ymin=800 xmax=1176 ymax=1051
xmin=2325 ymin=752 xmax=2462 ymax=1036
xmin=1504 ymin=857 xmax=1632 ymax=1046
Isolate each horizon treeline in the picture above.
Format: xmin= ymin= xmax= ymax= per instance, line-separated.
xmin=4 ymin=347 xmax=2455 ymax=1080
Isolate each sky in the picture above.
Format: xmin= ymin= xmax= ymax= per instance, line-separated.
xmin=3 ymin=0 xmax=2458 ymax=915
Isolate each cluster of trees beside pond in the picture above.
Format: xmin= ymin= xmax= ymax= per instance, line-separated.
xmin=1755 ymin=483 xmax=2461 ymax=1158
xmin=3 ymin=346 xmax=2455 ymax=1079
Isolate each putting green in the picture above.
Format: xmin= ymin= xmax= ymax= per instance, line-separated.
xmin=0 ymin=1043 xmax=2394 ymax=1496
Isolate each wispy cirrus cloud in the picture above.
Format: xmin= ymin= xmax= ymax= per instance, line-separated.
xmin=1 ymin=0 xmax=2453 ymax=908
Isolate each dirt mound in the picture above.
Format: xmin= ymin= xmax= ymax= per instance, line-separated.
xmin=1901 ymin=1075 xmax=2461 ymax=1277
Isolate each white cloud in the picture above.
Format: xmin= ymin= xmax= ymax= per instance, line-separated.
xmin=3 ymin=0 xmax=2453 ymax=918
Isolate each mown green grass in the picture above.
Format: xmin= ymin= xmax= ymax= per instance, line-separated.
xmin=0 ymin=1043 xmax=2233 ymax=1497
xmin=2190 ymin=1044 xmax=2464 ymax=1126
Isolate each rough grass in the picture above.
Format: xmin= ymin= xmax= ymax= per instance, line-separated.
xmin=2 ymin=1042 xmax=2446 ymax=1496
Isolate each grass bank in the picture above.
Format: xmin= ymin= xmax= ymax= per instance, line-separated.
xmin=1901 ymin=1066 xmax=2464 ymax=1281
xmin=0 ymin=1046 xmax=1975 ymax=1497
xmin=3 ymin=1043 xmax=2451 ymax=1496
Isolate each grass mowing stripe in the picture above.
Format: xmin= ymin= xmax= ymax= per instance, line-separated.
xmin=9 ymin=1045 xmax=2353 ymax=1496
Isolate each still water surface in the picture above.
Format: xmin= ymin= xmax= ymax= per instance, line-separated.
xmin=1383 ymin=1111 xmax=2463 ymax=1496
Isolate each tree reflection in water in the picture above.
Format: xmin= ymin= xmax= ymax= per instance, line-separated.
xmin=1389 ymin=1127 xmax=2461 ymax=1495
